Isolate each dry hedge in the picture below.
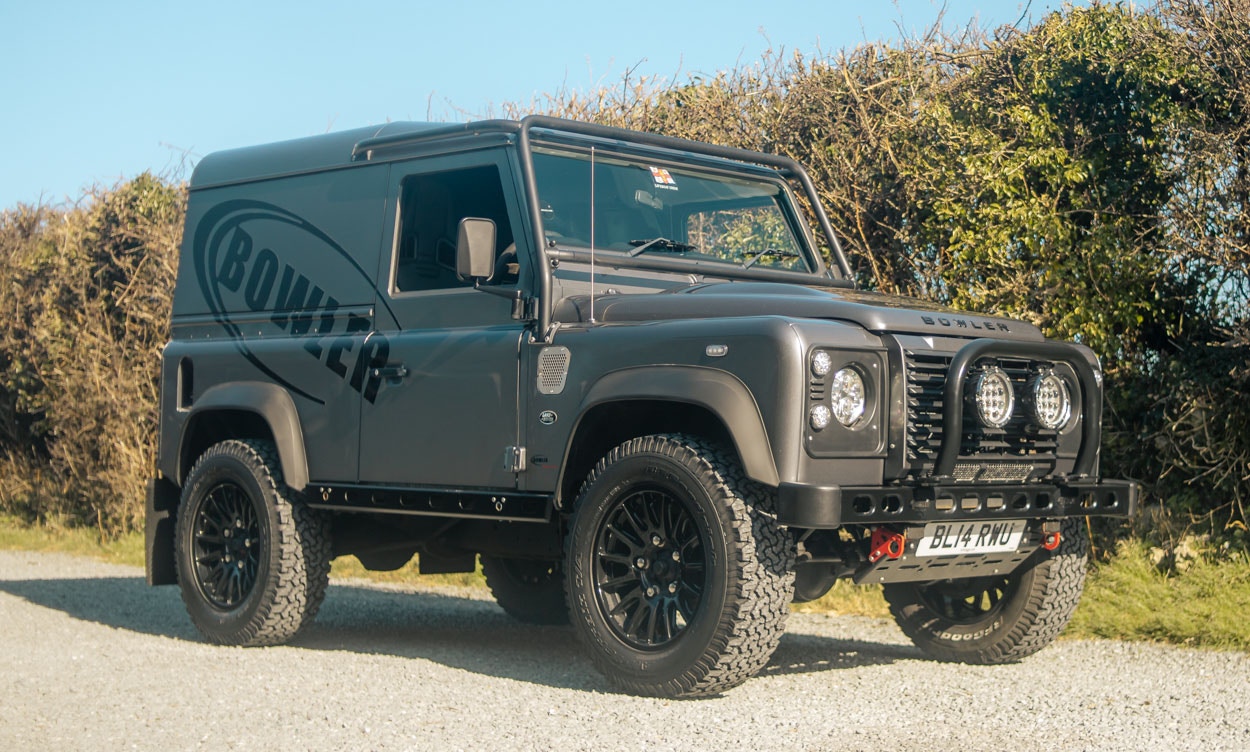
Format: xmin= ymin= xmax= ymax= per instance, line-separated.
xmin=0 ymin=174 xmax=183 ymax=535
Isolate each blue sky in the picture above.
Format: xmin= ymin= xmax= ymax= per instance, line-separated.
xmin=1 ymin=1 xmax=1073 ymax=209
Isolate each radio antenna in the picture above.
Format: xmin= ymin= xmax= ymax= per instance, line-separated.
xmin=589 ymin=146 xmax=596 ymax=324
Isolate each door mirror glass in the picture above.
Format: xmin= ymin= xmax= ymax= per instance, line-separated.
xmin=456 ymin=217 xmax=497 ymax=281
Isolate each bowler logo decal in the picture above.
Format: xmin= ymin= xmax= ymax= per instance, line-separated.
xmin=192 ymin=199 xmax=396 ymax=404
xmin=921 ymin=314 xmax=1009 ymax=333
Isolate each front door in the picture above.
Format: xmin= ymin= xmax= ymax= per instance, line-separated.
xmin=358 ymin=150 xmax=529 ymax=489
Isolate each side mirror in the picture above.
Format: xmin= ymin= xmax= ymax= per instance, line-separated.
xmin=456 ymin=217 xmax=496 ymax=281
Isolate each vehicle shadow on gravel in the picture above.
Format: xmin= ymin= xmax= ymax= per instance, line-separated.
xmin=0 ymin=574 xmax=916 ymax=693
xmin=0 ymin=576 xmax=202 ymax=642
xmin=761 ymin=633 xmax=921 ymax=678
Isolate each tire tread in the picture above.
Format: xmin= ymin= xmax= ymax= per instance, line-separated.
xmin=567 ymin=433 xmax=794 ymax=697
xmin=175 ymin=439 xmax=330 ymax=647
xmin=885 ymin=517 xmax=1087 ymax=664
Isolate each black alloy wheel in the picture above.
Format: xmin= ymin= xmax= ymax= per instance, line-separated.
xmin=916 ymin=575 xmax=1019 ymax=624
xmin=189 ymin=480 xmax=262 ymax=609
xmin=593 ymin=486 xmax=707 ymax=649
xmin=174 ymin=439 xmax=331 ymax=647
xmin=884 ymin=517 xmax=1089 ymax=664
xmin=565 ymin=434 xmax=794 ymax=698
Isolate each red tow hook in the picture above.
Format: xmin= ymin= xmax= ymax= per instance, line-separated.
xmin=1041 ymin=531 xmax=1062 ymax=551
xmin=869 ymin=527 xmax=906 ymax=563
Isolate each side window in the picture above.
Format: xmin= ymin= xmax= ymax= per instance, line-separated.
xmin=392 ymin=165 xmax=516 ymax=293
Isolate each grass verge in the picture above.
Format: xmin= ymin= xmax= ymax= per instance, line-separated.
xmin=0 ymin=517 xmax=146 ymax=568
xmin=792 ymin=580 xmax=890 ymax=618
xmin=328 ymin=554 xmax=485 ymax=589
xmin=0 ymin=517 xmax=486 ymax=590
xmin=1069 ymin=538 xmax=1250 ymax=650
xmin=2 ymin=518 xmax=1247 ymax=651
xmin=789 ymin=541 xmax=1250 ymax=651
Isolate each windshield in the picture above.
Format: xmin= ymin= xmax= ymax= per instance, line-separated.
xmin=531 ymin=148 xmax=814 ymax=273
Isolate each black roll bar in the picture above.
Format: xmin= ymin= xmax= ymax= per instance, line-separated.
xmin=514 ymin=116 xmax=854 ymax=342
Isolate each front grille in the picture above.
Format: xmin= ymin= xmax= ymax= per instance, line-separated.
xmin=952 ymin=461 xmax=1035 ymax=483
xmin=904 ymin=350 xmax=1059 ymax=478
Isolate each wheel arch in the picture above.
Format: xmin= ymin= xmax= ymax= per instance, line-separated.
xmin=556 ymin=366 xmax=779 ymax=507
xmin=177 ymin=382 xmax=309 ymax=491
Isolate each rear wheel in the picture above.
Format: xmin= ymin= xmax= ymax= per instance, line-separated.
xmin=481 ymin=556 xmax=568 ymax=625
xmin=565 ymin=434 xmax=794 ymax=698
xmin=174 ymin=439 xmax=330 ymax=646
xmin=883 ymin=518 xmax=1088 ymax=663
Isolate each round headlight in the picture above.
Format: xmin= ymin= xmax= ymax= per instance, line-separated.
xmin=974 ymin=366 xmax=1015 ymax=428
xmin=1031 ymin=371 xmax=1072 ymax=430
xmin=830 ymin=367 xmax=867 ymax=426
xmin=811 ymin=350 xmax=833 ymax=377
xmin=809 ymin=403 xmax=832 ymax=431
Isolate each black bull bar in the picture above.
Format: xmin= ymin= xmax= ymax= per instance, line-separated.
xmin=778 ymin=338 xmax=1139 ymax=529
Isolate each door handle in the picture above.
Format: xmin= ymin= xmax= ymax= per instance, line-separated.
xmin=371 ymin=364 xmax=409 ymax=380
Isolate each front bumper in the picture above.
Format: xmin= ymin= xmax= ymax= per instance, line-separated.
xmin=777 ymin=478 xmax=1138 ymax=529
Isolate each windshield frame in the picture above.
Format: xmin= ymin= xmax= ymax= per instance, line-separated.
xmin=529 ymin=142 xmax=821 ymax=277
xmin=508 ymin=116 xmax=855 ymax=340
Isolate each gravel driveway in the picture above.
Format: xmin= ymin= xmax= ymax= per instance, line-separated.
xmin=1 ymin=549 xmax=1246 ymax=751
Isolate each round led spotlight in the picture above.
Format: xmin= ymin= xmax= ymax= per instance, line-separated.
xmin=809 ymin=403 xmax=833 ymax=431
xmin=811 ymin=350 xmax=833 ymax=378
xmin=1031 ymin=371 xmax=1072 ymax=430
xmin=830 ymin=367 xmax=867 ymax=427
xmin=974 ymin=366 xmax=1015 ymax=428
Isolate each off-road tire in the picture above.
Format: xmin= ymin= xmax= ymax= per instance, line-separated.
xmin=481 ymin=556 xmax=569 ymax=625
xmin=883 ymin=517 xmax=1088 ymax=664
xmin=565 ymin=434 xmax=794 ymax=698
xmin=175 ymin=439 xmax=331 ymax=646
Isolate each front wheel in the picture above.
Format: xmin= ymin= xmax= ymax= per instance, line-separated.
xmin=174 ymin=439 xmax=331 ymax=646
xmin=565 ymin=434 xmax=794 ymax=698
xmin=883 ymin=517 xmax=1088 ymax=664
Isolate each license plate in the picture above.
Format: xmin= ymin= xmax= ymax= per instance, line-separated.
xmin=915 ymin=520 xmax=1027 ymax=557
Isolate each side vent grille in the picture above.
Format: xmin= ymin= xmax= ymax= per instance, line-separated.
xmin=537 ymin=346 xmax=571 ymax=395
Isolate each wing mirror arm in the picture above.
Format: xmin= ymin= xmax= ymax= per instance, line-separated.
xmin=456 ymin=217 xmax=532 ymax=320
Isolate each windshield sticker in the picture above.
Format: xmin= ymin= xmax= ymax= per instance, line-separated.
xmin=649 ymin=166 xmax=679 ymax=191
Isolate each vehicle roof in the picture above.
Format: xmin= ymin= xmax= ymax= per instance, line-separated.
xmin=188 ymin=118 xmax=789 ymax=191
xmin=189 ymin=121 xmax=452 ymax=189
xmin=186 ymin=114 xmax=852 ymax=287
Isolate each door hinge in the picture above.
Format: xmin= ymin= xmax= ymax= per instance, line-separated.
xmin=504 ymin=446 xmax=527 ymax=473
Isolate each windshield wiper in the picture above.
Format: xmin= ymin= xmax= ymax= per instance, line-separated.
xmin=742 ymin=247 xmax=801 ymax=269
xmin=628 ymin=237 xmax=697 ymax=257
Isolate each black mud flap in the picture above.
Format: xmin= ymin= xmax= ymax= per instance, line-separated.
xmin=145 ymin=477 xmax=180 ymax=586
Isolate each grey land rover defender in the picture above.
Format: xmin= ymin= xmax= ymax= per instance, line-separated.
xmin=147 ymin=116 xmax=1137 ymax=698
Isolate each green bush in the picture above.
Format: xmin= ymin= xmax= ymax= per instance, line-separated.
xmin=512 ymin=1 xmax=1250 ymax=535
